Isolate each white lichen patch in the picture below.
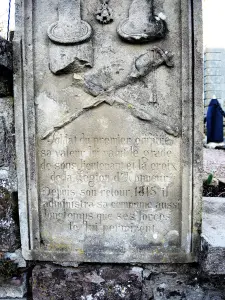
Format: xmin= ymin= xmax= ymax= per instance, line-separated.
xmin=130 ymin=267 xmax=143 ymax=281
xmin=94 ymin=289 xmax=105 ymax=297
xmin=113 ymin=284 xmax=127 ymax=298
xmin=158 ymin=12 xmax=166 ymax=20
xmin=0 ymin=218 xmax=13 ymax=229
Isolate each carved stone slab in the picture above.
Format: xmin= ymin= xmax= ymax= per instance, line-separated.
xmin=14 ymin=0 xmax=202 ymax=263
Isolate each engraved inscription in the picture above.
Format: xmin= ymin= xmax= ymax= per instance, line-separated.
xmin=39 ymin=130 xmax=181 ymax=252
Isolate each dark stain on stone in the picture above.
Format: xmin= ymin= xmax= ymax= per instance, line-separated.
xmin=52 ymin=268 xmax=66 ymax=282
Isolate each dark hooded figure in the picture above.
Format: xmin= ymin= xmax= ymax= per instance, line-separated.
xmin=206 ymin=98 xmax=225 ymax=143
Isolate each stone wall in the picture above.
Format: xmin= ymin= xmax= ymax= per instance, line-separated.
xmin=0 ymin=36 xmax=27 ymax=299
xmin=0 ymin=37 xmax=19 ymax=253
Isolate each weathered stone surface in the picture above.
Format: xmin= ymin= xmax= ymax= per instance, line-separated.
xmin=201 ymin=197 xmax=225 ymax=275
xmin=0 ymin=37 xmax=12 ymax=71
xmin=32 ymin=264 xmax=142 ymax=300
xmin=0 ymin=97 xmax=17 ymax=191
xmin=0 ymin=274 xmax=27 ymax=299
xmin=117 ymin=0 xmax=167 ymax=43
xmin=150 ymin=273 xmax=225 ymax=300
xmin=0 ymin=186 xmax=20 ymax=252
xmin=0 ymin=299 xmax=26 ymax=300
xmin=203 ymin=291 xmax=225 ymax=300
xmin=4 ymin=249 xmax=26 ymax=268
xmin=150 ymin=274 xmax=205 ymax=300
xmin=0 ymin=76 xmax=13 ymax=98
xmin=0 ymin=37 xmax=13 ymax=97
xmin=0 ymin=89 xmax=17 ymax=253
xmin=32 ymin=264 xmax=225 ymax=300
xmin=0 ymin=299 xmax=27 ymax=300
xmin=0 ymin=98 xmax=15 ymax=166
xmin=14 ymin=0 xmax=202 ymax=263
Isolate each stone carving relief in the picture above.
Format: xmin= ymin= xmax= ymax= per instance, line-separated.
xmin=42 ymin=47 xmax=179 ymax=140
xmin=47 ymin=0 xmax=93 ymax=74
xmin=47 ymin=0 xmax=168 ymax=74
xmin=47 ymin=0 xmax=92 ymax=44
xmin=95 ymin=0 xmax=113 ymax=24
xmin=117 ymin=0 xmax=167 ymax=43
xmin=48 ymin=42 xmax=94 ymax=75
xmin=84 ymin=47 xmax=174 ymax=96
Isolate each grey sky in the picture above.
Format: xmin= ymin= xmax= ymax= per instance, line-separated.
xmin=0 ymin=0 xmax=15 ymax=38
xmin=203 ymin=0 xmax=225 ymax=48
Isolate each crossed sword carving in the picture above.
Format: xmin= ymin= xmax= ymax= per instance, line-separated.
xmin=41 ymin=47 xmax=179 ymax=140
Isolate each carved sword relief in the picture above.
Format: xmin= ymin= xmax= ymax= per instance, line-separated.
xmin=84 ymin=47 xmax=174 ymax=96
xmin=42 ymin=48 xmax=179 ymax=140
xmin=117 ymin=0 xmax=167 ymax=43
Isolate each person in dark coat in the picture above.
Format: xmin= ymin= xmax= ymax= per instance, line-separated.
xmin=207 ymin=98 xmax=225 ymax=143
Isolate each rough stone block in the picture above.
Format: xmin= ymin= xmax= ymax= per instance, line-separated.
xmin=201 ymin=197 xmax=225 ymax=275
xmin=0 ymin=97 xmax=17 ymax=191
xmin=32 ymin=264 xmax=225 ymax=299
xmin=150 ymin=274 xmax=205 ymax=300
xmin=201 ymin=239 xmax=225 ymax=275
xmin=0 ymin=299 xmax=26 ymax=300
xmin=0 ymin=186 xmax=20 ymax=252
xmin=0 ymin=37 xmax=12 ymax=71
xmin=0 ymin=274 xmax=27 ymax=299
xmin=32 ymin=264 xmax=143 ymax=300
xmin=0 ymin=37 xmax=13 ymax=97
xmin=150 ymin=273 xmax=225 ymax=300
